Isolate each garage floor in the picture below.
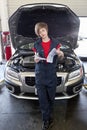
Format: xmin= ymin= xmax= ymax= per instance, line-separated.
xmin=0 ymin=62 xmax=87 ymax=130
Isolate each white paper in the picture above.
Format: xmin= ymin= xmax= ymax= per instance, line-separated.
xmin=35 ymin=48 xmax=57 ymax=63
xmin=46 ymin=48 xmax=57 ymax=63
xmin=34 ymin=54 xmax=46 ymax=61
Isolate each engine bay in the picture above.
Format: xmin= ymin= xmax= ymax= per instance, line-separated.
xmin=8 ymin=49 xmax=80 ymax=73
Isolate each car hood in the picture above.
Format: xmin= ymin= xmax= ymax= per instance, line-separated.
xmin=9 ymin=3 xmax=80 ymax=49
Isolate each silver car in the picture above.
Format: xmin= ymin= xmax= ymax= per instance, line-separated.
xmin=4 ymin=3 xmax=84 ymax=100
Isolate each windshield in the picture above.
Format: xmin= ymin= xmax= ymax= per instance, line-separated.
xmin=19 ymin=42 xmax=70 ymax=51
xmin=19 ymin=42 xmax=34 ymax=50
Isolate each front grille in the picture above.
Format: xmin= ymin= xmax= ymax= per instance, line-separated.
xmin=25 ymin=77 xmax=35 ymax=86
xmin=25 ymin=76 xmax=62 ymax=86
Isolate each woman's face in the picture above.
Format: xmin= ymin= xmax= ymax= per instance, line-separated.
xmin=39 ymin=28 xmax=48 ymax=39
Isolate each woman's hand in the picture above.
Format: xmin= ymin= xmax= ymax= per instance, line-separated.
xmin=34 ymin=53 xmax=40 ymax=63
xmin=34 ymin=57 xmax=40 ymax=63
xmin=56 ymin=48 xmax=64 ymax=60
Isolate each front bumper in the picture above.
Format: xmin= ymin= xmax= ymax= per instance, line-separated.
xmin=5 ymin=78 xmax=83 ymax=100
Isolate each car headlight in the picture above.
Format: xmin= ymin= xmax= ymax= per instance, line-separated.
xmin=6 ymin=69 xmax=19 ymax=81
xmin=68 ymin=68 xmax=83 ymax=81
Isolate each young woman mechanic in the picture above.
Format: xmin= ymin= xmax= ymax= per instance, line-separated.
xmin=33 ymin=22 xmax=64 ymax=130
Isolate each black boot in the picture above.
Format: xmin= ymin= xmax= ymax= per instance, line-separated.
xmin=42 ymin=121 xmax=50 ymax=130
xmin=42 ymin=119 xmax=54 ymax=130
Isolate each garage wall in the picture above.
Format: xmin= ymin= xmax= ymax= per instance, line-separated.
xmin=0 ymin=12 xmax=1 ymax=31
xmin=8 ymin=0 xmax=87 ymax=17
xmin=0 ymin=20 xmax=1 ymax=31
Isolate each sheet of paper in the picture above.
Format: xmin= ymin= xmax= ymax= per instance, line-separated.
xmin=35 ymin=54 xmax=46 ymax=61
xmin=46 ymin=48 xmax=57 ymax=63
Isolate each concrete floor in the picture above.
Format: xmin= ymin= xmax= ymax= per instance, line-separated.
xmin=0 ymin=62 xmax=87 ymax=130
